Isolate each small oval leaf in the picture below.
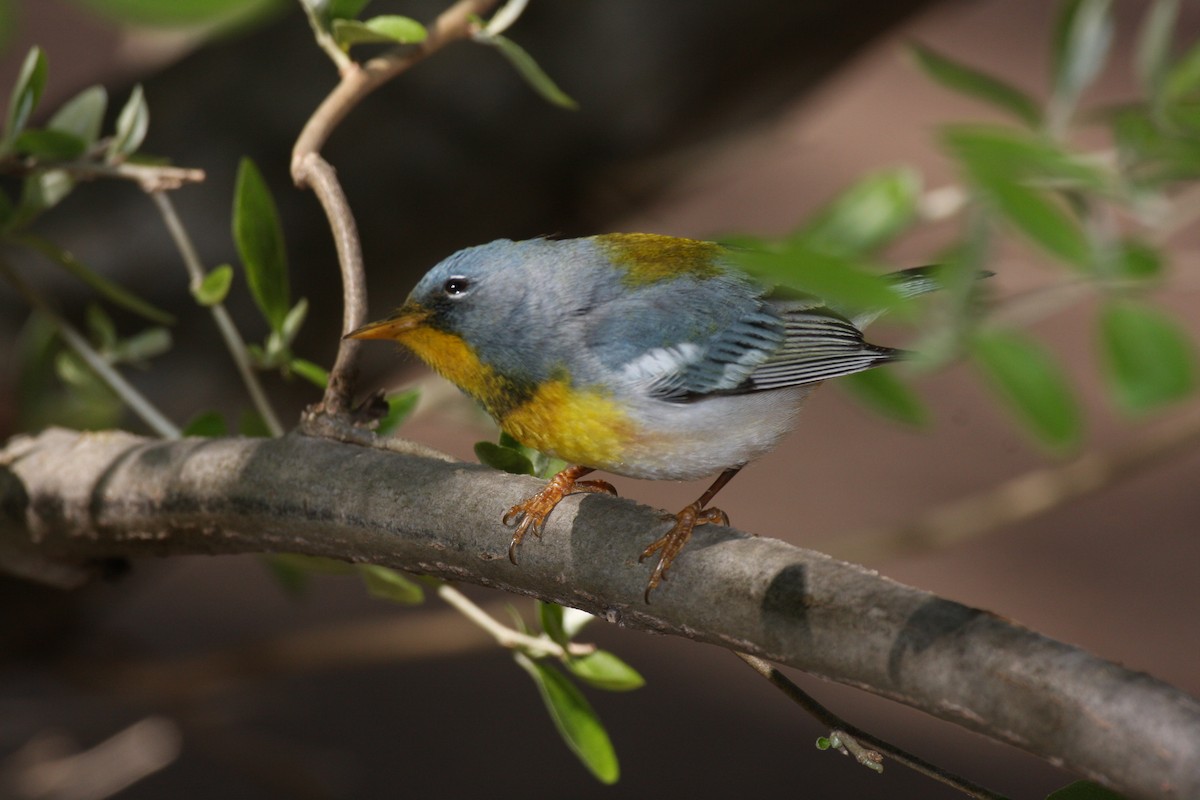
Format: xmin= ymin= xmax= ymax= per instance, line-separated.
xmin=475 ymin=440 xmax=535 ymax=475
xmin=971 ymin=329 xmax=1082 ymax=448
xmin=538 ymin=600 xmax=568 ymax=645
xmin=840 ymin=368 xmax=929 ymax=426
xmin=183 ymin=410 xmax=228 ymax=437
xmin=107 ymin=84 xmax=149 ymax=161
xmin=13 ymin=129 xmax=87 ymax=160
xmin=194 ymin=264 xmax=234 ymax=306
xmin=565 ymin=650 xmax=645 ymax=692
xmin=908 ymin=43 xmax=1042 ymax=127
xmin=487 ymin=34 xmax=579 ymax=110
xmin=514 ymin=653 xmax=619 ymax=784
xmin=358 ymin=564 xmax=425 ymax=604
xmin=233 ymin=157 xmax=291 ymax=332
xmin=375 ymin=388 xmax=419 ymax=434
xmin=792 ymin=168 xmax=921 ymax=256
xmin=4 ymin=47 xmax=48 ymax=150
xmin=48 ymin=85 xmax=108 ymax=147
xmin=1100 ymin=299 xmax=1196 ymax=413
xmin=287 ymin=357 xmax=330 ymax=389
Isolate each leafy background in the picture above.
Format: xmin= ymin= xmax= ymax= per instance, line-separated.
xmin=0 ymin=0 xmax=1197 ymax=798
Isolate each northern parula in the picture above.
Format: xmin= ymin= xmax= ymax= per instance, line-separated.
xmin=347 ymin=233 xmax=938 ymax=601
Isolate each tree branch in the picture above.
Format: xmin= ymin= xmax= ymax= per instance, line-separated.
xmin=1 ymin=428 xmax=1197 ymax=800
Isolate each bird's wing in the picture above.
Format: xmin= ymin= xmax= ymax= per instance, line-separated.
xmin=585 ymin=278 xmax=899 ymax=401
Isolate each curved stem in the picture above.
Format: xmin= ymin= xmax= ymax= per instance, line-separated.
xmin=149 ymin=191 xmax=285 ymax=437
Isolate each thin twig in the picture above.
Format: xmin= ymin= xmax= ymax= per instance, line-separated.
xmin=290 ymin=0 xmax=501 ymax=417
xmin=0 ymin=260 xmax=181 ymax=439
xmin=436 ymin=583 xmax=586 ymax=658
xmin=148 ymin=191 xmax=285 ymax=437
xmin=734 ymin=653 xmax=1009 ymax=800
xmin=67 ymin=160 xmax=205 ymax=192
xmin=831 ymin=401 xmax=1200 ymax=564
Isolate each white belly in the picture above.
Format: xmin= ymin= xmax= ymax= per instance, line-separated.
xmin=599 ymin=385 xmax=814 ymax=480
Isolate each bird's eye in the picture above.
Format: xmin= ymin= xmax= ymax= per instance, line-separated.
xmin=442 ymin=276 xmax=471 ymax=298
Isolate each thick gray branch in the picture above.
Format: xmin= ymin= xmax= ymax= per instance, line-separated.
xmin=1 ymin=428 xmax=1197 ymax=799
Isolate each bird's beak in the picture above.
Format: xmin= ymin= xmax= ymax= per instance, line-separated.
xmin=343 ymin=305 xmax=430 ymax=341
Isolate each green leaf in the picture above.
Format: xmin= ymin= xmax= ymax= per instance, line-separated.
xmin=376 ymin=388 xmax=419 ymax=435
xmin=47 ymin=85 xmax=107 ymax=147
xmin=942 ymin=125 xmax=1112 ymax=192
xmin=1051 ymin=0 xmax=1114 ymax=125
xmin=565 ymin=650 xmax=645 ymax=692
xmin=971 ymin=329 xmax=1082 ymax=448
xmin=16 ymin=169 xmax=74 ymax=220
xmin=732 ymin=245 xmax=912 ymax=319
xmin=538 ymin=600 xmax=568 ymax=645
xmin=1113 ymin=238 xmax=1162 ymax=281
xmin=475 ymin=440 xmax=535 ymax=475
xmin=331 ymin=15 xmax=427 ymax=48
xmin=86 ymin=303 xmax=117 ymax=351
xmin=1100 ymin=300 xmax=1196 ymax=413
xmin=111 ymin=326 xmax=172 ymax=364
xmin=193 ymin=263 xmax=234 ymax=306
xmin=1045 ymin=780 xmax=1128 ymax=800
xmin=107 ymin=84 xmax=149 ymax=161
xmin=239 ymin=409 xmax=273 ymax=437
xmin=840 ymin=368 xmax=929 ymax=426
xmin=329 ymin=0 xmax=372 ymax=20
xmin=233 ymin=157 xmax=290 ymax=332
xmin=1109 ymin=106 xmax=1200 ymax=186
xmin=357 ymin=564 xmax=425 ymax=604
xmin=486 ymin=34 xmax=579 ymax=110
xmin=16 ymin=234 xmax=175 ymax=324
xmin=182 ymin=410 xmax=227 ymax=437
xmin=792 ymin=168 xmax=921 ymax=256
xmin=13 ymin=129 xmax=87 ymax=160
xmin=1163 ymin=41 xmax=1200 ymax=105
xmin=1136 ymin=0 xmax=1179 ymax=98
xmin=3 ymin=47 xmax=47 ymax=152
xmin=288 ymin=357 xmax=329 ymax=389
xmin=907 ymin=42 xmax=1041 ymax=127
xmin=514 ymin=653 xmax=619 ymax=784
xmin=279 ymin=298 xmax=308 ymax=347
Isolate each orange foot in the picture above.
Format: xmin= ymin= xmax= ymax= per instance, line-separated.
xmin=503 ymin=465 xmax=617 ymax=563
xmin=639 ymin=503 xmax=729 ymax=602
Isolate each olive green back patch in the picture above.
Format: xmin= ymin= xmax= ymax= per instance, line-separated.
xmin=595 ymin=233 xmax=724 ymax=285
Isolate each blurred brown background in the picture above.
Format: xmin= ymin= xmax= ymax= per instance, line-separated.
xmin=0 ymin=0 xmax=1197 ymax=797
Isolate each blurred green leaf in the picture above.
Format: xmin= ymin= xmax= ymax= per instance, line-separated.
xmin=16 ymin=169 xmax=74 ymax=220
xmin=332 ymin=15 xmax=427 ymax=47
xmin=329 ymin=0 xmax=371 ymax=20
xmin=1051 ymin=0 xmax=1114 ymax=128
xmin=107 ymin=85 xmax=148 ymax=162
xmin=85 ymin=303 xmax=117 ymax=351
xmin=538 ymin=600 xmax=568 ymax=645
xmin=73 ymin=0 xmax=284 ymax=29
xmin=111 ymin=326 xmax=172 ymax=364
xmin=3 ymin=47 xmax=47 ymax=153
xmin=193 ymin=264 xmax=234 ymax=306
xmin=486 ymin=34 xmax=579 ymax=110
xmin=1113 ymin=238 xmax=1163 ymax=281
xmin=1136 ymin=0 xmax=1179 ymax=98
xmin=17 ymin=313 xmax=122 ymax=432
xmin=942 ymin=125 xmax=1112 ymax=192
xmin=13 ymin=129 xmax=87 ymax=160
xmin=182 ymin=410 xmax=227 ymax=437
xmin=239 ymin=409 xmax=273 ymax=437
xmin=280 ymin=298 xmax=308 ymax=347
xmin=1110 ymin=106 xmax=1200 ymax=185
xmin=514 ymin=653 xmax=619 ymax=784
xmin=475 ymin=440 xmax=535 ymax=475
xmin=47 ymin=85 xmax=107 ymax=147
xmin=908 ymin=42 xmax=1041 ymax=127
xmin=1163 ymin=41 xmax=1200 ymax=105
xmin=733 ymin=245 xmax=912 ymax=319
xmin=288 ymin=357 xmax=330 ymax=389
xmin=358 ymin=564 xmax=425 ymax=604
xmin=233 ymin=157 xmax=290 ymax=333
xmin=16 ymin=234 xmax=175 ymax=324
xmin=792 ymin=168 xmax=921 ymax=256
xmin=1100 ymin=299 xmax=1196 ymax=413
xmin=840 ymin=368 xmax=929 ymax=426
xmin=376 ymin=388 xmax=419 ymax=435
xmin=971 ymin=329 xmax=1082 ymax=448
xmin=1045 ymin=780 xmax=1128 ymax=800
xmin=565 ymin=650 xmax=645 ymax=692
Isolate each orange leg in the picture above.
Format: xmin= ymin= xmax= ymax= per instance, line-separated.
xmin=639 ymin=466 xmax=741 ymax=602
xmin=503 ymin=464 xmax=617 ymax=563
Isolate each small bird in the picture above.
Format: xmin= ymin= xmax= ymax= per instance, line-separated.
xmin=347 ymin=233 xmax=939 ymax=601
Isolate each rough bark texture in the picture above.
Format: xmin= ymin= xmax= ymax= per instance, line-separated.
xmin=2 ymin=428 xmax=1197 ymax=799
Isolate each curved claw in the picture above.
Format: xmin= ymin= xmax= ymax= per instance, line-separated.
xmin=639 ymin=504 xmax=729 ymax=602
xmin=501 ymin=465 xmax=615 ymax=564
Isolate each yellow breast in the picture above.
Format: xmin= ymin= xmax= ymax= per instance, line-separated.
xmin=499 ymin=379 xmax=637 ymax=470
